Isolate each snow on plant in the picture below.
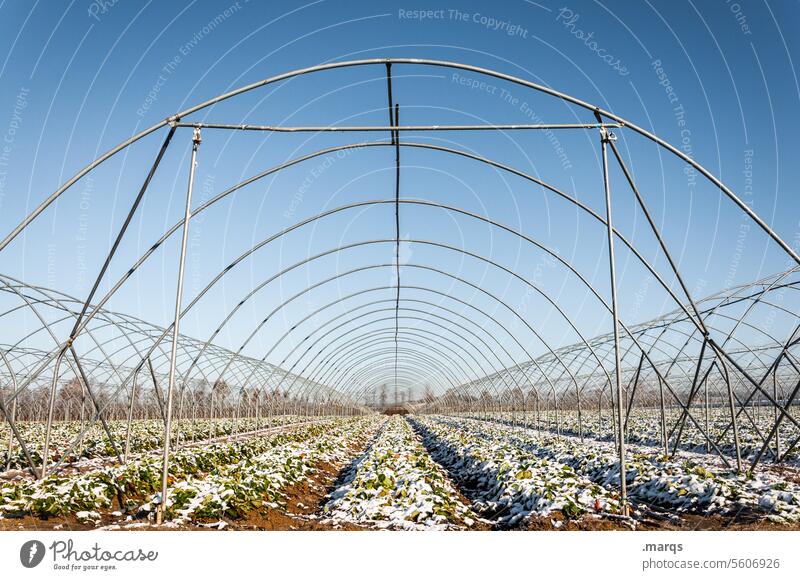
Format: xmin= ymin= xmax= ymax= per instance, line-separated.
xmin=474 ymin=408 xmax=800 ymax=465
xmin=1 ymin=415 xmax=307 ymax=471
xmin=410 ymin=416 xmax=620 ymax=527
xmin=323 ymin=417 xmax=478 ymax=530
xmin=146 ymin=418 xmax=381 ymax=526
xmin=433 ymin=415 xmax=800 ymax=523
xmin=1 ymin=437 xmax=259 ymax=519
xmin=0 ymin=418 xmax=365 ymax=524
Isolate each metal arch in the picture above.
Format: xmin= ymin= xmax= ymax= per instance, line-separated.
xmin=49 ymin=140 xmax=711 ymax=354
xmin=302 ymin=327 xmax=479 ymax=391
xmin=1 ymin=125 xmax=789 ymax=400
xmin=0 ymin=57 xmax=797 ymax=502
xmin=301 ymin=322 xmax=507 ymax=401
xmin=4 ymin=260 xmax=792 ymax=440
xmin=3 ymin=58 xmax=796 ymax=263
xmin=221 ymin=256 xmax=582 ymax=404
xmin=271 ymin=294 xmax=548 ymax=401
xmin=3 ymin=87 xmax=792 ymax=348
xmin=343 ymin=362 xmax=452 ymax=401
xmin=328 ymin=347 xmax=465 ymax=398
xmin=290 ymin=312 xmax=512 ymax=395
xmin=163 ymin=189 xmax=636 ymax=395
xmin=284 ymin=306 xmax=500 ymax=392
xmin=2 ymin=138 xmax=758 ymax=416
xmin=0 ymin=279 xmax=355 ymax=465
xmin=231 ymin=284 xmax=554 ymax=397
xmin=312 ymin=331 xmax=474 ymax=391
xmin=28 ymin=175 xmax=726 ymax=422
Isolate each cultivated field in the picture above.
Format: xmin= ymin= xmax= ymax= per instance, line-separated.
xmin=2 ymin=413 xmax=799 ymax=531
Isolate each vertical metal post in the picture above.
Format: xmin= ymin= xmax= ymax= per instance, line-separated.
xmin=0 ymin=351 xmax=38 ymax=475
xmin=157 ymin=127 xmax=201 ymax=525
xmin=511 ymin=391 xmax=517 ymax=429
xmin=147 ymin=358 xmax=166 ymax=423
xmin=671 ymin=341 xmax=709 ymax=454
xmin=123 ymin=370 xmax=138 ymax=462
xmin=610 ymin=384 xmax=617 ymax=445
xmin=658 ymin=375 xmax=668 ymax=455
xmin=31 ymin=127 xmax=177 ymax=474
xmin=704 ymin=375 xmax=710 ymax=453
xmin=599 ymin=125 xmax=628 ymax=515
xmin=714 ymin=351 xmax=743 ymax=472
xmin=1 ymin=357 xmax=19 ymax=470
xmin=553 ymin=390 xmax=560 ymax=438
xmin=576 ymin=383 xmax=583 ymax=442
xmin=0 ymin=395 xmax=37 ymax=475
xmin=5 ymin=393 xmax=16 ymax=470
xmin=176 ymin=385 xmax=185 ymax=449
xmin=69 ymin=346 xmax=122 ymax=462
xmin=520 ymin=391 xmax=525 ymax=429
xmin=623 ymin=354 xmax=644 ymax=443
xmin=233 ymin=392 xmax=240 ymax=434
xmin=191 ymin=391 xmax=197 ymax=442
xmin=41 ymin=350 xmax=65 ymax=479
xmin=774 ymin=370 xmax=780 ymax=460
xmin=210 ymin=385 xmax=216 ymax=437
xmin=598 ymin=389 xmax=603 ymax=437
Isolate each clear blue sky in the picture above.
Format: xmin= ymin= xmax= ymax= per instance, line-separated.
xmin=0 ymin=0 xmax=798 ymax=387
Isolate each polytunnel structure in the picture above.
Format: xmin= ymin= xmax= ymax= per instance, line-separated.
xmin=1 ymin=59 xmax=800 ymax=520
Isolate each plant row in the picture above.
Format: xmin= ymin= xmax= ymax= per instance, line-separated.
xmin=323 ymin=417 xmax=478 ymax=530
xmin=410 ymin=416 xmax=621 ymax=527
xmin=0 ymin=418 xmax=368 ymax=526
xmin=424 ymin=415 xmax=800 ymax=524
xmin=0 ymin=415 xmax=307 ymax=471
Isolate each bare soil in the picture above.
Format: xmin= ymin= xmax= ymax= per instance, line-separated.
xmin=203 ymin=423 xmax=382 ymax=531
xmin=0 ymin=513 xmax=99 ymax=531
xmin=222 ymin=459 xmax=370 ymax=531
xmin=521 ymin=509 xmax=800 ymax=531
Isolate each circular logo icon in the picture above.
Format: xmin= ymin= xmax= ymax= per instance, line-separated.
xmin=20 ymin=540 xmax=46 ymax=568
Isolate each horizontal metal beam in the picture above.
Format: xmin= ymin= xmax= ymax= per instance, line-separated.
xmin=173 ymin=122 xmax=621 ymax=132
